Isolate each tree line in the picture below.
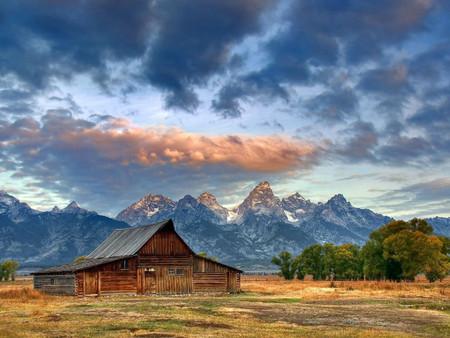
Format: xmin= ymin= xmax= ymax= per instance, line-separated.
xmin=0 ymin=261 xmax=19 ymax=281
xmin=271 ymin=219 xmax=450 ymax=282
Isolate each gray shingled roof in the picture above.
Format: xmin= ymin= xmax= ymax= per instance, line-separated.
xmin=87 ymin=219 xmax=173 ymax=259
xmin=32 ymin=256 xmax=133 ymax=275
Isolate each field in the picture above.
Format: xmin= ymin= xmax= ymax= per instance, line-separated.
xmin=0 ymin=276 xmax=449 ymax=337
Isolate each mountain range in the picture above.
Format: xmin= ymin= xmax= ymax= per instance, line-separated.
xmin=1 ymin=183 xmax=449 ymax=270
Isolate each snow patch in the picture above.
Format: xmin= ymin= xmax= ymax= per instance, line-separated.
xmin=284 ymin=210 xmax=298 ymax=222
xmin=227 ymin=209 xmax=238 ymax=223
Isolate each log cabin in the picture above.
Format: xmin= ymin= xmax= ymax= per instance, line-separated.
xmin=32 ymin=219 xmax=242 ymax=296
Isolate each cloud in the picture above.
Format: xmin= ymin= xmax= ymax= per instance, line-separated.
xmin=333 ymin=121 xmax=378 ymax=161
xmin=213 ymin=0 xmax=435 ymax=117
xmin=0 ymin=0 xmax=154 ymax=90
xmin=0 ymin=112 xmax=320 ymax=213
xmin=377 ymin=178 xmax=450 ymax=218
xmin=304 ymin=86 xmax=359 ymax=123
xmin=131 ymin=0 xmax=277 ymax=112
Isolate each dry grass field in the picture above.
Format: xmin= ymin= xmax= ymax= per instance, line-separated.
xmin=0 ymin=276 xmax=449 ymax=337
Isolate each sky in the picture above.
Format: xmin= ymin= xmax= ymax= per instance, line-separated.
xmin=1 ymin=0 xmax=450 ymax=219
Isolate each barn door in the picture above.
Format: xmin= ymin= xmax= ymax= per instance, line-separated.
xmin=144 ymin=271 xmax=156 ymax=294
xmin=85 ymin=272 xmax=98 ymax=295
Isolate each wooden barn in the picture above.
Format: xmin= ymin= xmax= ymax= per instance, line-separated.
xmin=32 ymin=219 xmax=242 ymax=296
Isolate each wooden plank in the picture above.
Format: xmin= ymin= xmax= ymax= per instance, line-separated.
xmin=97 ymin=271 xmax=101 ymax=296
xmin=138 ymin=231 xmax=191 ymax=256
xmin=138 ymin=255 xmax=191 ymax=266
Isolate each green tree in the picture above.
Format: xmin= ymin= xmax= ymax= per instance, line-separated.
xmin=334 ymin=244 xmax=362 ymax=280
xmin=197 ymin=252 xmax=219 ymax=262
xmin=0 ymin=262 xmax=4 ymax=281
xmin=292 ymin=254 xmax=305 ymax=280
xmin=382 ymin=221 xmax=449 ymax=282
xmin=322 ymin=243 xmax=337 ymax=279
xmin=3 ymin=261 xmax=19 ymax=281
xmin=361 ymin=237 xmax=386 ymax=280
xmin=300 ymin=244 xmax=325 ymax=280
xmin=271 ymin=251 xmax=297 ymax=280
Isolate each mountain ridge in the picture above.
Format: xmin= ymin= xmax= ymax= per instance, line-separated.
xmin=0 ymin=184 xmax=449 ymax=270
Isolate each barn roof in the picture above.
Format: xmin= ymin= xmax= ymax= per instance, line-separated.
xmin=32 ymin=256 xmax=133 ymax=275
xmin=87 ymin=219 xmax=174 ymax=259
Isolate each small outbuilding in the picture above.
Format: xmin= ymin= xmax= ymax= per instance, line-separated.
xmin=32 ymin=219 xmax=242 ymax=296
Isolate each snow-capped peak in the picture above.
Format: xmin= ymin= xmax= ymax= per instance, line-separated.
xmin=197 ymin=192 xmax=224 ymax=210
xmin=0 ymin=190 xmax=19 ymax=205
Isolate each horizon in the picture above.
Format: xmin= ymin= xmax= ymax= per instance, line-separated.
xmin=1 ymin=1 xmax=449 ymax=221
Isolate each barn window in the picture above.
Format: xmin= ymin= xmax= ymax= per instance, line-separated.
xmin=50 ymin=278 xmax=55 ymax=285
xmin=168 ymin=268 xmax=174 ymax=275
xmin=121 ymin=259 xmax=128 ymax=270
xmin=176 ymin=269 xmax=183 ymax=275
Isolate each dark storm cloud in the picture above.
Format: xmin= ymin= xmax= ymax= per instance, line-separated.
xmin=334 ymin=121 xmax=378 ymax=161
xmin=304 ymin=86 xmax=358 ymax=123
xmin=0 ymin=0 xmax=277 ymax=114
xmin=0 ymin=0 xmax=154 ymax=90
xmin=213 ymin=0 xmax=435 ymax=118
xmin=142 ymin=0 xmax=277 ymax=112
xmin=357 ymin=64 xmax=412 ymax=96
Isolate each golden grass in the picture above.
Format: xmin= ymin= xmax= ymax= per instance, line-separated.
xmin=0 ymin=276 xmax=448 ymax=337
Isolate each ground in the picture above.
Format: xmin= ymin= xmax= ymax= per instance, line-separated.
xmin=0 ymin=276 xmax=449 ymax=337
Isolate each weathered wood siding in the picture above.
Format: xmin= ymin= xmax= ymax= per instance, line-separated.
xmin=193 ymin=272 xmax=227 ymax=292
xmin=192 ymin=256 xmax=241 ymax=292
xmin=33 ymin=274 xmax=76 ymax=296
xmin=138 ymin=230 xmax=191 ymax=256
xmin=138 ymin=255 xmax=192 ymax=267
xmin=193 ymin=256 xmax=229 ymax=273
xmin=155 ymin=266 xmax=193 ymax=294
xmin=75 ymin=257 xmax=138 ymax=296
xmin=76 ymin=273 xmax=84 ymax=296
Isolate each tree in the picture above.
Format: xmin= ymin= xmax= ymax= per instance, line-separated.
xmin=333 ymin=244 xmax=362 ymax=280
xmin=361 ymin=236 xmax=386 ymax=280
xmin=197 ymin=252 xmax=219 ymax=262
xmin=271 ymin=251 xmax=297 ymax=280
xmin=0 ymin=262 xmax=4 ymax=281
xmin=382 ymin=221 xmax=449 ymax=282
xmin=300 ymin=244 xmax=325 ymax=280
xmin=322 ymin=243 xmax=337 ymax=279
xmin=3 ymin=261 xmax=19 ymax=281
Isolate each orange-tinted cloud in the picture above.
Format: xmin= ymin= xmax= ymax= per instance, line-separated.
xmin=57 ymin=122 xmax=319 ymax=172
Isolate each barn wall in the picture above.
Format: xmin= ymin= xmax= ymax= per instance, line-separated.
xmin=155 ymin=266 xmax=193 ymax=294
xmin=193 ymin=272 xmax=228 ymax=292
xmin=138 ymin=255 xmax=192 ymax=267
xmin=193 ymin=256 xmax=231 ymax=273
xmin=33 ymin=274 xmax=76 ymax=296
xmin=81 ymin=257 xmax=138 ymax=296
xmin=138 ymin=230 xmax=191 ymax=256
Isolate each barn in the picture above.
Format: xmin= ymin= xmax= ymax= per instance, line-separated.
xmin=32 ymin=219 xmax=242 ymax=296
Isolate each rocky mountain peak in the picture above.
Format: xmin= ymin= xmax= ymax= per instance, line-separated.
xmin=61 ymin=201 xmax=92 ymax=214
xmin=64 ymin=201 xmax=80 ymax=210
xmin=51 ymin=206 xmax=61 ymax=213
xmin=246 ymin=181 xmax=276 ymax=204
xmin=115 ymin=193 xmax=176 ymax=226
xmin=233 ymin=181 xmax=286 ymax=224
xmin=0 ymin=190 xmax=19 ymax=205
xmin=197 ymin=192 xmax=228 ymax=224
xmin=178 ymin=195 xmax=198 ymax=208
xmin=327 ymin=194 xmax=351 ymax=208
xmin=197 ymin=192 xmax=223 ymax=209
